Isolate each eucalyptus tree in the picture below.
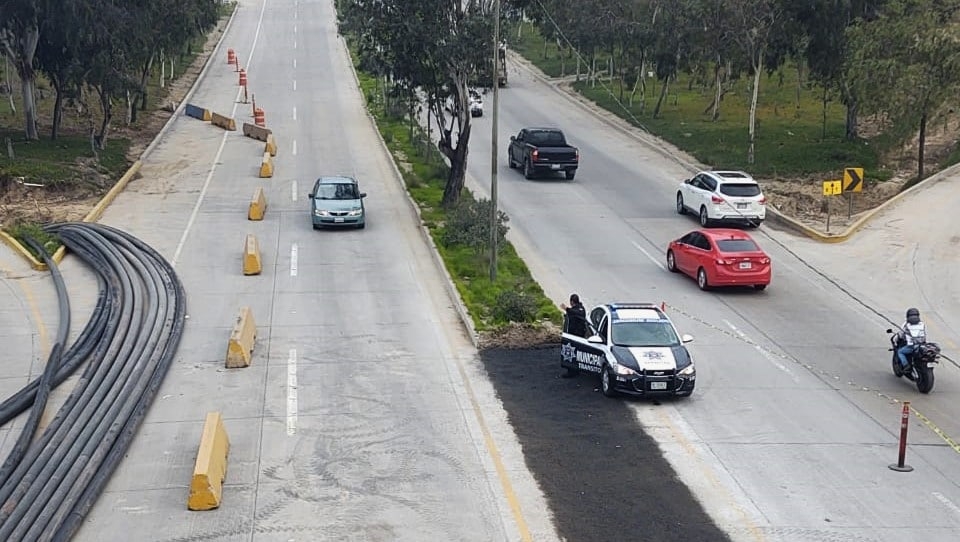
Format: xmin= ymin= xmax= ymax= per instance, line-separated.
xmin=339 ymin=0 xmax=495 ymax=207
xmin=797 ymin=0 xmax=890 ymax=140
xmin=846 ymin=0 xmax=960 ymax=180
xmin=0 ymin=0 xmax=41 ymax=140
xmin=727 ymin=0 xmax=784 ymax=164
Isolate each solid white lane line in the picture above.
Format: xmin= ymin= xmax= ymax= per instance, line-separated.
xmin=287 ymin=348 xmax=298 ymax=436
xmin=292 ymin=106 xmax=297 ymax=120
xmin=290 ymin=243 xmax=298 ymax=277
xmin=291 ymin=180 xmax=298 ymax=202
xmin=292 ymin=139 xmax=297 ymax=156
xmin=723 ymin=320 xmax=799 ymax=381
xmin=172 ymin=0 xmax=267 ymax=267
xmin=632 ymin=241 xmax=666 ymax=271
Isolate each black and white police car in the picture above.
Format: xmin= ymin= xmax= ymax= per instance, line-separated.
xmin=560 ymin=303 xmax=696 ymax=398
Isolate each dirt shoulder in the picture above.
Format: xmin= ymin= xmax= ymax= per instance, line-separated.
xmin=0 ymin=13 xmax=232 ymax=227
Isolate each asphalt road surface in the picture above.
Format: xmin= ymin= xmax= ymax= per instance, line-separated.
xmin=450 ymin=56 xmax=960 ymax=541
xmin=1 ymin=1 xmax=558 ymax=540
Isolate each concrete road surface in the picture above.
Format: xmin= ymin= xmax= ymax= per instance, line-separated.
xmin=445 ymin=57 xmax=960 ymax=541
xmin=0 ymin=1 xmax=559 ymax=540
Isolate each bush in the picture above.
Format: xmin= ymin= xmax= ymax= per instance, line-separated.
xmin=441 ymin=197 xmax=509 ymax=254
xmin=8 ymin=221 xmax=60 ymax=260
xmin=493 ymin=289 xmax=539 ymax=323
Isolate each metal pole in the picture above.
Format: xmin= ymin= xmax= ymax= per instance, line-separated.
xmin=489 ymin=0 xmax=501 ymax=283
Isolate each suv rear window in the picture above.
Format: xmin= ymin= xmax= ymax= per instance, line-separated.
xmin=719 ymin=183 xmax=761 ymax=197
xmin=717 ymin=239 xmax=760 ymax=252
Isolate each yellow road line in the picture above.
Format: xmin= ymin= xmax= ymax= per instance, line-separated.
xmin=453 ymin=356 xmax=533 ymax=542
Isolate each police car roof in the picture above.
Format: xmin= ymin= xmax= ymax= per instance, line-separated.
xmin=606 ymin=303 xmax=668 ymax=321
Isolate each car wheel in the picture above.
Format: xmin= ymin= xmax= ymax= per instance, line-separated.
xmin=523 ymin=159 xmax=534 ymax=180
xmin=565 ymin=170 xmax=576 ymax=180
xmin=666 ymin=250 xmax=678 ymax=272
xmin=697 ymin=268 xmax=710 ymax=291
xmin=507 ymin=154 xmax=516 ymax=168
xmin=561 ymin=366 xmax=578 ymax=378
xmin=699 ymin=206 xmax=711 ymax=227
xmin=356 ymin=222 xmax=365 ymax=229
xmin=601 ymin=366 xmax=617 ymax=397
xmin=753 ymin=284 xmax=766 ymax=291
xmin=312 ymin=224 xmax=320 ymax=230
xmin=676 ymin=193 xmax=686 ymax=215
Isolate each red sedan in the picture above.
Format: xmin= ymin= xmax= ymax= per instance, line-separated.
xmin=666 ymin=229 xmax=771 ymax=291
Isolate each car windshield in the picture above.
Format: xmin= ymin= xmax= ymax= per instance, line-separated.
xmin=527 ymin=130 xmax=566 ymax=146
xmin=314 ymin=183 xmax=359 ymax=200
xmin=719 ymin=183 xmax=761 ymax=197
xmin=717 ymin=239 xmax=760 ymax=252
xmin=611 ymin=321 xmax=680 ymax=347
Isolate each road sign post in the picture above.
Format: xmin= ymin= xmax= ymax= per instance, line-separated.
xmin=889 ymin=401 xmax=914 ymax=472
xmin=843 ymin=167 xmax=863 ymax=220
xmin=822 ymin=179 xmax=842 ymax=233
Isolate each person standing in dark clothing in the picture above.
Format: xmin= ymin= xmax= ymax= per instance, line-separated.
xmin=561 ymin=294 xmax=587 ymax=337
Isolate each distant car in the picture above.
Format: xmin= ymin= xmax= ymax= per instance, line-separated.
xmin=507 ymin=127 xmax=580 ymax=180
xmin=666 ymin=229 xmax=771 ymax=291
xmin=469 ymin=89 xmax=483 ymax=117
xmin=307 ymin=176 xmax=367 ymax=229
xmin=560 ymin=302 xmax=696 ymax=398
xmin=676 ymin=170 xmax=766 ymax=227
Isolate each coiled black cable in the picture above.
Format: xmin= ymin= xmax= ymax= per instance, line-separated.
xmin=0 ymin=222 xmax=186 ymax=541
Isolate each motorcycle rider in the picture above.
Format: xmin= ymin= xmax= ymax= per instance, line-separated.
xmin=896 ymin=308 xmax=927 ymax=373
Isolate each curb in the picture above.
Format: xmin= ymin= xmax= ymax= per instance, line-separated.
xmin=1 ymin=4 xmax=239 ymax=271
xmin=508 ymin=51 xmax=955 ymax=244
xmin=338 ymin=35 xmax=481 ymax=349
xmin=142 ymin=2 xmax=241 ymax=161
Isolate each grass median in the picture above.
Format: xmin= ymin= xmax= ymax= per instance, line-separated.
xmin=508 ymin=25 xmax=894 ymax=182
xmin=350 ymin=62 xmax=562 ymax=337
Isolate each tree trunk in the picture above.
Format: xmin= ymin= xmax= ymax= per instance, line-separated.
xmin=747 ymin=54 xmax=764 ymax=165
xmin=440 ymin=122 xmax=471 ymax=208
xmin=917 ymin=111 xmax=927 ymax=181
xmin=821 ymin=85 xmax=828 ymax=140
xmin=6 ymin=23 xmax=41 ymax=140
xmin=845 ymin=98 xmax=859 ymax=140
xmin=710 ymin=55 xmax=722 ymax=121
xmin=653 ymin=76 xmax=669 ymax=119
xmin=51 ymin=77 xmax=64 ymax=140
xmin=139 ymin=54 xmax=154 ymax=111
xmin=796 ymin=60 xmax=803 ymax=109
xmin=96 ymin=87 xmax=112 ymax=150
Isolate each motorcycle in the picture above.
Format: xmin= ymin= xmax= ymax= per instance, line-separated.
xmin=886 ymin=328 xmax=941 ymax=393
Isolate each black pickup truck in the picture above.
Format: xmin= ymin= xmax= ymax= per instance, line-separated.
xmin=507 ymin=127 xmax=580 ymax=180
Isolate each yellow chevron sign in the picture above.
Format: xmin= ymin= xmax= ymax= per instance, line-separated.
xmin=843 ymin=167 xmax=864 ymax=192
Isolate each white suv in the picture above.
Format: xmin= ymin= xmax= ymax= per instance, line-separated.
xmin=676 ymin=170 xmax=766 ymax=227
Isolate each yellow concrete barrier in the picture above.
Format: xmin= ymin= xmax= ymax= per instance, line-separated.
xmin=259 ymin=152 xmax=273 ymax=178
xmin=242 ymin=234 xmax=262 ymax=275
xmin=242 ymin=121 xmax=272 ymax=142
xmin=225 ymin=306 xmax=257 ymax=368
xmin=187 ymin=412 xmax=230 ymax=511
xmin=265 ymin=134 xmax=277 ymax=156
xmin=210 ymin=112 xmax=237 ymax=131
xmin=248 ymin=187 xmax=267 ymax=221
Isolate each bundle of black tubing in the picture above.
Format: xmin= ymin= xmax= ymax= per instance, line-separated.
xmin=0 ymin=222 xmax=187 ymax=541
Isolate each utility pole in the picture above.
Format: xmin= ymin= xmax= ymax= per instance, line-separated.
xmin=489 ymin=0 xmax=501 ymax=282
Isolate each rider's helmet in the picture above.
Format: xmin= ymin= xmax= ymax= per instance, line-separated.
xmin=906 ymin=308 xmax=921 ymax=325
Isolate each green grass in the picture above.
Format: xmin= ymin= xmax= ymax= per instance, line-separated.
xmin=353 ymin=56 xmax=562 ymax=331
xmin=5 ymin=222 xmax=60 ymax=261
xmin=510 ymin=24 xmax=894 ymax=184
xmin=0 ymin=129 xmax=129 ymax=186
